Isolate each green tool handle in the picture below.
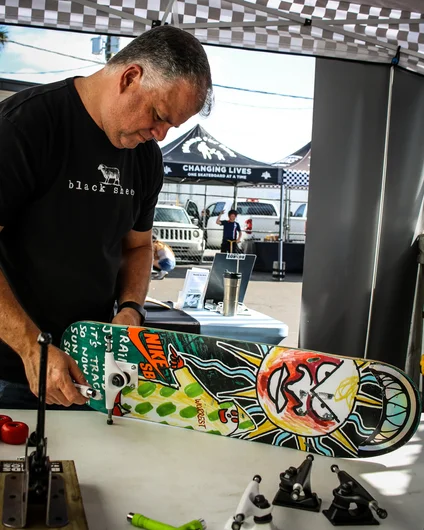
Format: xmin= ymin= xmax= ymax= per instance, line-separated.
xmin=129 ymin=513 xmax=204 ymax=530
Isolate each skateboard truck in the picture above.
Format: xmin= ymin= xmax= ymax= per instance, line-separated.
xmin=74 ymin=383 xmax=102 ymax=401
xmin=104 ymin=334 xmax=138 ymax=425
xmin=272 ymin=454 xmax=321 ymax=512
xmin=2 ymin=333 xmax=69 ymax=528
xmin=323 ymin=465 xmax=388 ymax=526
xmin=224 ymin=476 xmax=276 ymax=530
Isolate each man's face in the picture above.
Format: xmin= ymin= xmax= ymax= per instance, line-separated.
xmin=229 ymin=214 xmax=237 ymax=222
xmin=102 ymin=66 xmax=201 ymax=149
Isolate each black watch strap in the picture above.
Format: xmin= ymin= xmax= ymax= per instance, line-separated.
xmin=118 ymin=301 xmax=147 ymax=324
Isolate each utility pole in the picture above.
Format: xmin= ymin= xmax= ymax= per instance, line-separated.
xmin=105 ymin=35 xmax=112 ymax=62
xmin=91 ymin=35 xmax=119 ymax=63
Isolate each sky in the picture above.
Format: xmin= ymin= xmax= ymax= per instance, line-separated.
xmin=0 ymin=25 xmax=315 ymax=163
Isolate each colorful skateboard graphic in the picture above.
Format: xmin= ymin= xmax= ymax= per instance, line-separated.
xmin=61 ymin=322 xmax=421 ymax=459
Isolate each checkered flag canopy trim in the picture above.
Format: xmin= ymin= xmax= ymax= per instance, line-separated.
xmin=1 ymin=0 xmax=423 ymax=73
xmin=283 ymin=169 xmax=309 ymax=189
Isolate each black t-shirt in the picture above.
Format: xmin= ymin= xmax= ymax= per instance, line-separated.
xmin=221 ymin=220 xmax=241 ymax=241
xmin=0 ymin=78 xmax=163 ymax=383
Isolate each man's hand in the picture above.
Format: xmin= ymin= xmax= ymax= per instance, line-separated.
xmin=112 ymin=307 xmax=141 ymax=327
xmin=22 ymin=345 xmax=89 ymax=406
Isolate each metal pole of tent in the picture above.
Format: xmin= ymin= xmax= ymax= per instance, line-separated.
xmin=203 ymin=184 xmax=208 ymax=216
xmin=404 ymin=240 xmax=423 ymax=387
xmin=363 ymin=61 xmax=395 ymax=359
xmin=203 ymin=184 xmax=208 ymax=252
xmin=233 ymin=181 xmax=238 ymax=208
xmin=203 ymin=184 xmax=208 ymax=210
xmin=274 ymin=168 xmax=285 ymax=281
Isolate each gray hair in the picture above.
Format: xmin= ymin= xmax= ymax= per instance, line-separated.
xmin=107 ymin=25 xmax=213 ymax=117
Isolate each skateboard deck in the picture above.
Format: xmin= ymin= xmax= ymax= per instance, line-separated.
xmin=61 ymin=322 xmax=421 ymax=459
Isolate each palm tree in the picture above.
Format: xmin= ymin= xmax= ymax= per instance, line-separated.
xmin=0 ymin=26 xmax=8 ymax=51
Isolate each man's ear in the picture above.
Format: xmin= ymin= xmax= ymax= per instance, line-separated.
xmin=119 ymin=64 xmax=143 ymax=93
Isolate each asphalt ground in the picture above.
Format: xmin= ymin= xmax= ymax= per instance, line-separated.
xmin=148 ymin=264 xmax=303 ymax=347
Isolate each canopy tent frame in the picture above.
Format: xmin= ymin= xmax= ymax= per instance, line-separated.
xmin=1 ymin=1 xmax=424 ymax=74
xmin=161 ymin=124 xmax=279 ymax=186
xmin=49 ymin=0 xmax=424 ymax=64
xmin=274 ymin=142 xmax=311 ymax=191
xmin=50 ymin=0 xmax=424 ymax=43
xmin=160 ymin=122 xmax=286 ymax=275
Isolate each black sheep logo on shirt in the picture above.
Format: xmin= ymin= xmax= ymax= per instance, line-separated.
xmin=98 ymin=164 xmax=121 ymax=186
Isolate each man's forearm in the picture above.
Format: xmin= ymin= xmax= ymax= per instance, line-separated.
xmin=0 ymin=268 xmax=40 ymax=360
xmin=118 ymin=245 xmax=152 ymax=307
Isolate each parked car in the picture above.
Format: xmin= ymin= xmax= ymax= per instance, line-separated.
xmin=153 ymin=204 xmax=204 ymax=262
xmin=288 ymin=203 xmax=307 ymax=243
xmin=204 ymin=199 xmax=280 ymax=250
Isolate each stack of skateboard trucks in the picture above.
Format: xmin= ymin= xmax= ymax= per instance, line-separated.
xmin=225 ymin=454 xmax=388 ymax=529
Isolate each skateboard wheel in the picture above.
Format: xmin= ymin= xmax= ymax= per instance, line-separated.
xmin=1 ymin=421 xmax=29 ymax=445
xmin=0 ymin=415 xmax=12 ymax=434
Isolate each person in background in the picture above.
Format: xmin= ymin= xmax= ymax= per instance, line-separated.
xmin=199 ymin=208 xmax=210 ymax=229
xmin=216 ymin=209 xmax=242 ymax=253
xmin=199 ymin=208 xmax=210 ymax=244
xmin=153 ymin=237 xmax=176 ymax=280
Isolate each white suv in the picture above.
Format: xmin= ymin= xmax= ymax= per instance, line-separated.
xmin=153 ymin=204 xmax=204 ymax=262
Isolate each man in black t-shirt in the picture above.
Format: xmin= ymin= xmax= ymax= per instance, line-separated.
xmin=0 ymin=26 xmax=213 ymax=408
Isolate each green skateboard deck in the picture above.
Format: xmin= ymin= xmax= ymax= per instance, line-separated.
xmin=61 ymin=322 xmax=421 ymax=459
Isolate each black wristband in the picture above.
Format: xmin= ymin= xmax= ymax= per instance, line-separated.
xmin=118 ymin=301 xmax=147 ymax=324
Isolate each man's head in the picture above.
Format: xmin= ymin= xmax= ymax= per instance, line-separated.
xmin=228 ymin=209 xmax=238 ymax=222
xmin=99 ymin=26 xmax=213 ymax=149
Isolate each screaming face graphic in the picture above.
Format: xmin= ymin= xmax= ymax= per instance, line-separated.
xmin=218 ymin=408 xmax=239 ymax=424
xmin=257 ymin=349 xmax=359 ymax=436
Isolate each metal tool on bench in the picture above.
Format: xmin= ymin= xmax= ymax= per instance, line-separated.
xmin=1 ymin=333 xmax=73 ymax=528
xmin=224 ymin=475 xmax=276 ymax=530
xmin=272 ymin=454 xmax=321 ymax=512
xmin=323 ymin=465 xmax=388 ymax=526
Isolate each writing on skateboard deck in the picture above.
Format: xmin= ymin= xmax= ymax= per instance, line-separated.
xmin=61 ymin=322 xmax=421 ymax=459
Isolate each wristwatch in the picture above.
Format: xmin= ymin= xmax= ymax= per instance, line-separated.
xmin=117 ymin=301 xmax=147 ymax=324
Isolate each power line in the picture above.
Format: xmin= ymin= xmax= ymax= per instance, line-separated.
xmin=7 ymin=40 xmax=105 ymax=65
xmin=0 ymin=64 xmax=97 ymax=75
xmin=218 ymin=98 xmax=313 ymax=110
xmin=213 ymin=83 xmax=313 ymax=100
xmin=4 ymin=40 xmax=313 ymax=101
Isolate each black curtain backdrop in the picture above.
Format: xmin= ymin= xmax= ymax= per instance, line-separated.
xmin=300 ymin=59 xmax=388 ymax=359
xmin=366 ymin=68 xmax=424 ymax=367
xmin=300 ymin=60 xmax=424 ymax=369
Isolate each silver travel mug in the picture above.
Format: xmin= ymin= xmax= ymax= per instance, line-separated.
xmin=223 ymin=271 xmax=242 ymax=317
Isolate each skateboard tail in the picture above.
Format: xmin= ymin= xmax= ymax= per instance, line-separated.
xmin=356 ymin=363 xmax=421 ymax=457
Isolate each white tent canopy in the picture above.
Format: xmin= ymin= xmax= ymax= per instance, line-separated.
xmin=0 ymin=1 xmax=423 ymax=74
